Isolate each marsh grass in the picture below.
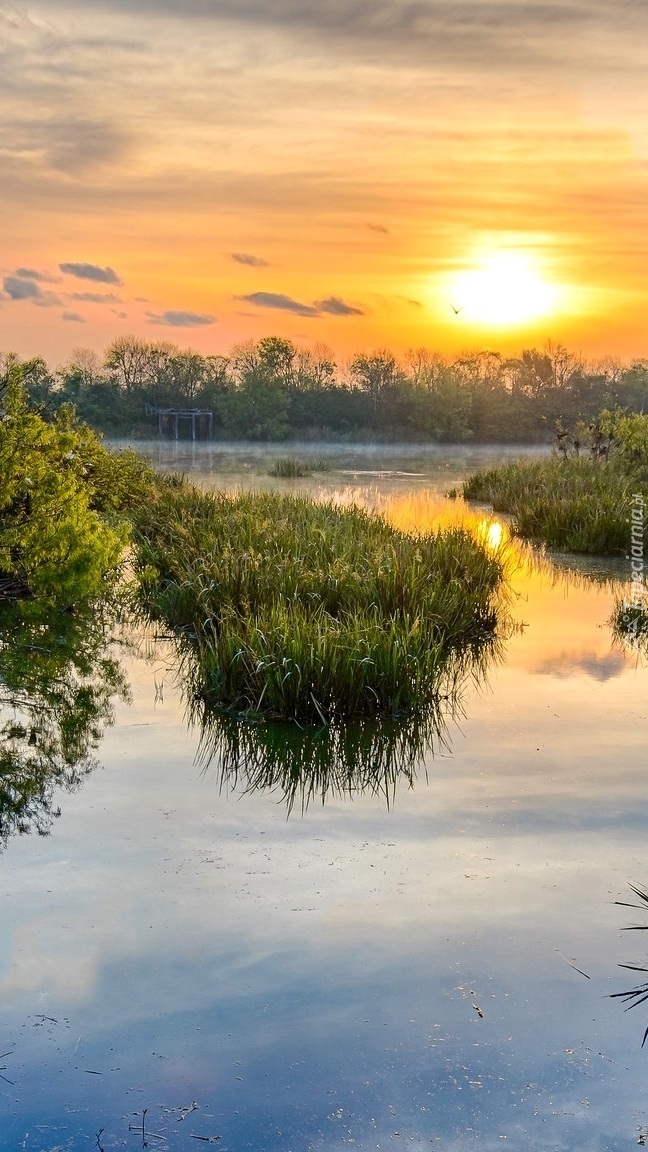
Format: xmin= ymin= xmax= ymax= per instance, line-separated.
xmin=268 ymin=457 xmax=311 ymax=478
xmin=132 ymin=483 xmax=503 ymax=722
xmin=267 ymin=456 xmax=334 ymax=477
xmin=463 ymin=457 xmax=648 ymax=555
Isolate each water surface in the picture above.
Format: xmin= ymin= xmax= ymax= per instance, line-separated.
xmin=1 ymin=442 xmax=646 ymax=1151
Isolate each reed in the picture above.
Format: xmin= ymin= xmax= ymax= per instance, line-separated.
xmin=268 ymin=457 xmax=311 ymax=477
xmin=132 ymin=482 xmax=503 ymax=721
xmin=464 ymin=457 xmax=648 ymax=555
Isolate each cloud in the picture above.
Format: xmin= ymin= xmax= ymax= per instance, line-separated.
xmin=315 ymin=296 xmax=364 ymax=317
xmin=2 ymin=275 xmax=60 ymax=307
xmin=59 ymin=263 xmax=123 ymax=286
xmin=24 ymin=0 xmax=648 ymax=75
xmin=366 ymin=223 xmax=390 ymax=234
xmin=238 ymin=292 xmax=363 ymax=318
xmin=3 ymin=276 xmax=43 ymax=301
xmin=231 ymin=252 xmax=269 ymax=267
xmin=145 ymin=310 xmax=216 ymax=327
xmin=15 ymin=268 xmax=61 ymax=284
xmin=533 ymin=650 xmax=627 ymax=682
xmin=62 ymin=310 xmax=85 ymax=323
xmin=70 ymin=292 xmax=122 ymax=304
xmin=46 ymin=120 xmax=130 ymax=176
xmin=237 ymin=292 xmax=320 ymax=317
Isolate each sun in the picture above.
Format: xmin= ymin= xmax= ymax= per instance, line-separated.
xmin=448 ymin=251 xmax=561 ymax=327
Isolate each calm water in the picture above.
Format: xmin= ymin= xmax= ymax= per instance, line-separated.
xmin=1 ymin=443 xmax=647 ymax=1151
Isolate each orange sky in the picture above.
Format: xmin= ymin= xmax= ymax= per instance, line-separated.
xmin=2 ymin=1 xmax=648 ymax=366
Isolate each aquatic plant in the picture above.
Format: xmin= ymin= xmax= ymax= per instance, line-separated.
xmin=268 ymin=457 xmax=312 ymax=477
xmin=132 ymin=483 xmax=503 ymax=722
xmin=463 ymin=456 xmax=648 ymax=555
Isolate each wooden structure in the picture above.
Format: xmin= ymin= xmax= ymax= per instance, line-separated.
xmin=146 ymin=405 xmax=214 ymax=441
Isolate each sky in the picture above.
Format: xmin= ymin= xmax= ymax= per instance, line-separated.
xmin=2 ymin=0 xmax=648 ymax=366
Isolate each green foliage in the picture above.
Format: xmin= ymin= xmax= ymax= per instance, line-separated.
xmin=132 ymin=484 xmax=503 ymax=722
xmin=598 ymin=408 xmax=648 ymax=466
xmin=463 ymin=455 xmax=648 ymax=555
xmin=0 ymin=368 xmax=153 ymax=605
xmin=6 ymin=337 xmax=648 ymax=444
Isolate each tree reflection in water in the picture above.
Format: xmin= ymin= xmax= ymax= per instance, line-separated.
xmin=190 ymin=637 xmax=501 ymax=814
xmin=0 ymin=601 xmax=129 ymax=846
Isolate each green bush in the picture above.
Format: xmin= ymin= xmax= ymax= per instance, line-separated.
xmin=0 ymin=369 xmax=153 ymax=605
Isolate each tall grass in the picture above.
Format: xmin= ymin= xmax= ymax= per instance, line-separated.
xmin=132 ymin=482 xmax=503 ymax=722
xmin=268 ymin=457 xmax=311 ymax=478
xmin=267 ymin=456 xmax=333 ymax=477
xmin=463 ymin=457 xmax=648 ymax=555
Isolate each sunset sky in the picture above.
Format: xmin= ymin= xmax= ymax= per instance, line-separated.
xmin=2 ymin=0 xmax=648 ymax=366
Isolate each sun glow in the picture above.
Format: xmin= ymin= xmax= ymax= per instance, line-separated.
xmin=449 ymin=251 xmax=562 ymax=328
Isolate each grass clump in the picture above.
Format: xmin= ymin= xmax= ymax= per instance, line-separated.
xmin=267 ymin=456 xmax=333 ymax=478
xmin=268 ymin=457 xmax=311 ymax=478
xmin=463 ymin=456 xmax=648 ymax=555
xmin=132 ymin=484 xmax=503 ymax=722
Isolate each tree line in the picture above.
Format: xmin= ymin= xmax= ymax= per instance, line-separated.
xmin=3 ymin=336 xmax=648 ymax=442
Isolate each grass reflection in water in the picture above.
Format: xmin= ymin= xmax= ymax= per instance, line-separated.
xmin=188 ymin=634 xmax=502 ymax=814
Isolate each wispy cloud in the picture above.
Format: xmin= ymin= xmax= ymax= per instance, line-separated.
xmin=62 ymin=310 xmax=85 ymax=322
xmin=145 ymin=310 xmax=216 ymax=327
xmin=26 ymin=0 xmax=648 ymax=74
xmin=238 ymin=291 xmax=363 ymax=318
xmin=70 ymin=291 xmax=122 ymax=303
xmin=59 ymin=262 xmax=123 ymax=286
xmin=15 ymin=267 xmax=61 ymax=283
xmin=366 ymin=223 xmax=390 ymax=235
xmin=315 ymin=296 xmax=364 ymax=317
xmin=238 ymin=292 xmax=319 ymax=317
xmin=231 ymin=252 xmax=269 ymax=267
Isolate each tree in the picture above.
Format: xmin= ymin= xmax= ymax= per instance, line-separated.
xmin=0 ymin=368 xmax=129 ymax=605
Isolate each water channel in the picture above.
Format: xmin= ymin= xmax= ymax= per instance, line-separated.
xmin=1 ymin=442 xmax=646 ymax=1150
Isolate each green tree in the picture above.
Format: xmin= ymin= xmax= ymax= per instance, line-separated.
xmin=0 ymin=369 xmax=130 ymax=605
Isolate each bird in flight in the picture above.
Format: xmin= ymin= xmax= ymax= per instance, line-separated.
xmin=450 ymin=303 xmax=463 ymax=315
